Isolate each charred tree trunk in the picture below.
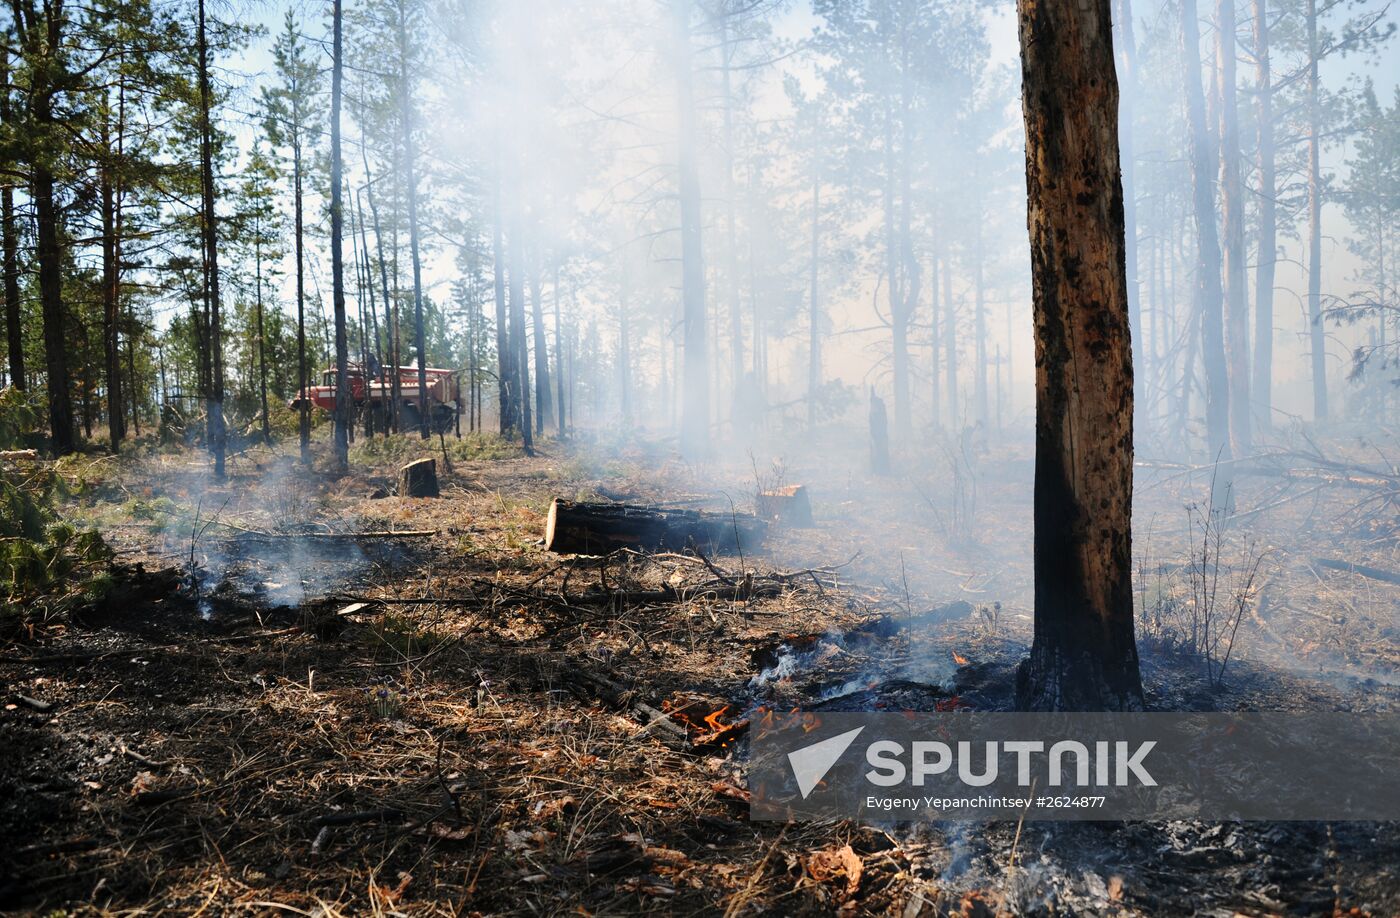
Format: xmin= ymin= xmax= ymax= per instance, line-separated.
xmin=1304 ymin=0 xmax=1327 ymax=421
xmin=674 ymin=0 xmax=709 ymax=460
xmin=197 ymin=0 xmax=226 ymax=478
xmin=544 ymin=498 xmax=765 ymax=556
xmin=0 ymin=50 xmax=21 ymax=391
xmin=1218 ymin=0 xmax=1251 ymax=455
xmin=1014 ymin=0 xmax=1145 ymax=711
xmin=1251 ymin=0 xmax=1275 ymax=432
xmin=1115 ymin=0 xmax=1145 ymax=398
xmin=1182 ymin=0 xmax=1233 ymax=498
xmin=330 ymin=0 xmax=350 ymax=470
xmin=973 ymin=214 xmax=988 ymax=427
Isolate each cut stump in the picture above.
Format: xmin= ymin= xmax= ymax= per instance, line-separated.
xmin=544 ymin=498 xmax=766 ymax=555
xmin=399 ymin=458 xmax=440 ymax=498
xmin=756 ymin=485 xmax=814 ymax=527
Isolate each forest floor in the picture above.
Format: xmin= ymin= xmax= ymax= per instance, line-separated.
xmin=2 ymin=425 xmax=1398 ymax=916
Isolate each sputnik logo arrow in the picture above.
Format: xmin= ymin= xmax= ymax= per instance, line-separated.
xmin=788 ymin=726 xmax=865 ymax=799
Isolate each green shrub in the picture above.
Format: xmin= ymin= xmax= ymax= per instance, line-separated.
xmin=0 ymin=462 xmax=113 ymax=638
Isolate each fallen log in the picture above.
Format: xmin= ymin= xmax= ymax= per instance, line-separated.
xmin=756 ymin=485 xmax=814 ymax=527
xmin=544 ymin=498 xmax=766 ymax=555
xmin=1311 ymin=557 xmax=1400 ymax=586
xmin=400 ymin=458 xmax=440 ymax=498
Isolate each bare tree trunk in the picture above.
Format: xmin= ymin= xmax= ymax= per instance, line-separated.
xmin=1218 ymin=0 xmax=1252 ymax=455
xmin=0 ymin=50 xmax=22 ymax=391
xmin=29 ymin=21 xmax=74 ymax=452
xmin=618 ymin=254 xmax=632 ymax=425
xmin=101 ymin=125 xmax=124 ymax=450
xmin=674 ymin=0 xmax=709 ymax=459
xmin=944 ymin=259 xmax=957 ymax=426
xmin=530 ymin=257 xmax=552 ymax=434
xmin=196 ymin=0 xmax=225 ymax=477
xmin=1182 ymin=0 xmax=1233 ymax=499
xmin=359 ymin=138 xmax=399 ymax=434
xmin=293 ymin=108 xmax=310 ymax=459
xmin=1251 ymin=0 xmax=1275 ymax=432
xmin=929 ymin=243 xmax=940 ymax=430
xmin=554 ymin=261 xmax=565 ymax=437
xmin=331 ymin=0 xmax=350 ymax=471
xmin=507 ymin=211 xmax=533 ymax=453
xmin=807 ymin=170 xmax=821 ymax=430
xmin=396 ymin=0 xmax=429 ymax=439
xmin=492 ymin=168 xmax=514 ymax=434
xmin=255 ymin=208 xmax=270 ymax=443
xmin=720 ymin=13 xmax=743 ymax=404
xmin=1305 ymin=0 xmax=1327 ymax=421
xmin=973 ymin=213 xmax=988 ymax=427
xmin=1014 ymin=0 xmax=1144 ymax=711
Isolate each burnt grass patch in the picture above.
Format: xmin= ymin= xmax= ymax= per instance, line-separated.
xmin=1 ymin=442 xmax=1397 ymax=915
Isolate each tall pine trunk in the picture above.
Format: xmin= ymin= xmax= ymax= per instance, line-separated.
xmin=492 ymin=168 xmax=514 ymax=434
xmin=1014 ymin=0 xmax=1144 ymax=711
xmin=397 ymin=0 xmax=429 ymax=439
xmin=197 ymin=0 xmax=225 ymax=478
xmin=1251 ymin=0 xmax=1275 ymax=432
xmin=1218 ymin=0 xmax=1252 ymax=454
xmin=1182 ymin=0 xmax=1233 ymax=497
xmin=530 ymin=259 xmax=552 ymax=434
xmin=674 ymin=0 xmax=708 ymax=459
xmin=0 ymin=50 xmax=21 ymax=391
xmin=553 ymin=262 xmax=565 ymax=437
xmin=807 ymin=171 xmax=821 ymax=430
xmin=359 ymin=141 xmax=398 ymax=434
xmin=28 ymin=7 xmax=75 ymax=453
xmin=330 ymin=0 xmax=350 ymax=470
xmin=1305 ymin=0 xmax=1327 ymax=421
xmin=101 ymin=125 xmax=124 ymax=450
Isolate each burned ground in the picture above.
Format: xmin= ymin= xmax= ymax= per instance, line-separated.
xmin=2 ymin=432 xmax=1398 ymax=915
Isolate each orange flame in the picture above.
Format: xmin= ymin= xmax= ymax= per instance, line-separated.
xmin=952 ymin=651 xmax=969 ymax=665
xmin=703 ymin=705 xmax=731 ymax=732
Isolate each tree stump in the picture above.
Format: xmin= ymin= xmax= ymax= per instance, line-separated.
xmin=544 ymin=498 xmax=766 ymax=555
xmin=399 ymin=458 xmax=440 ymax=498
xmin=756 ymin=485 xmax=814 ymax=527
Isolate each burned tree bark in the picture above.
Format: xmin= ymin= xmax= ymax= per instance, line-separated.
xmin=1218 ymin=0 xmax=1252 ymax=455
xmin=544 ymin=499 xmax=765 ymax=556
xmin=1014 ymin=0 xmax=1145 ymax=710
xmin=1252 ymin=0 xmax=1276 ymax=432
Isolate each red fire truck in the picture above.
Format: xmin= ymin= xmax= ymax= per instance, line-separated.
xmin=290 ymin=364 xmax=461 ymax=432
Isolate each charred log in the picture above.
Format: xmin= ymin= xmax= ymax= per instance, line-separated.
xmin=544 ymin=499 xmax=766 ymax=555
